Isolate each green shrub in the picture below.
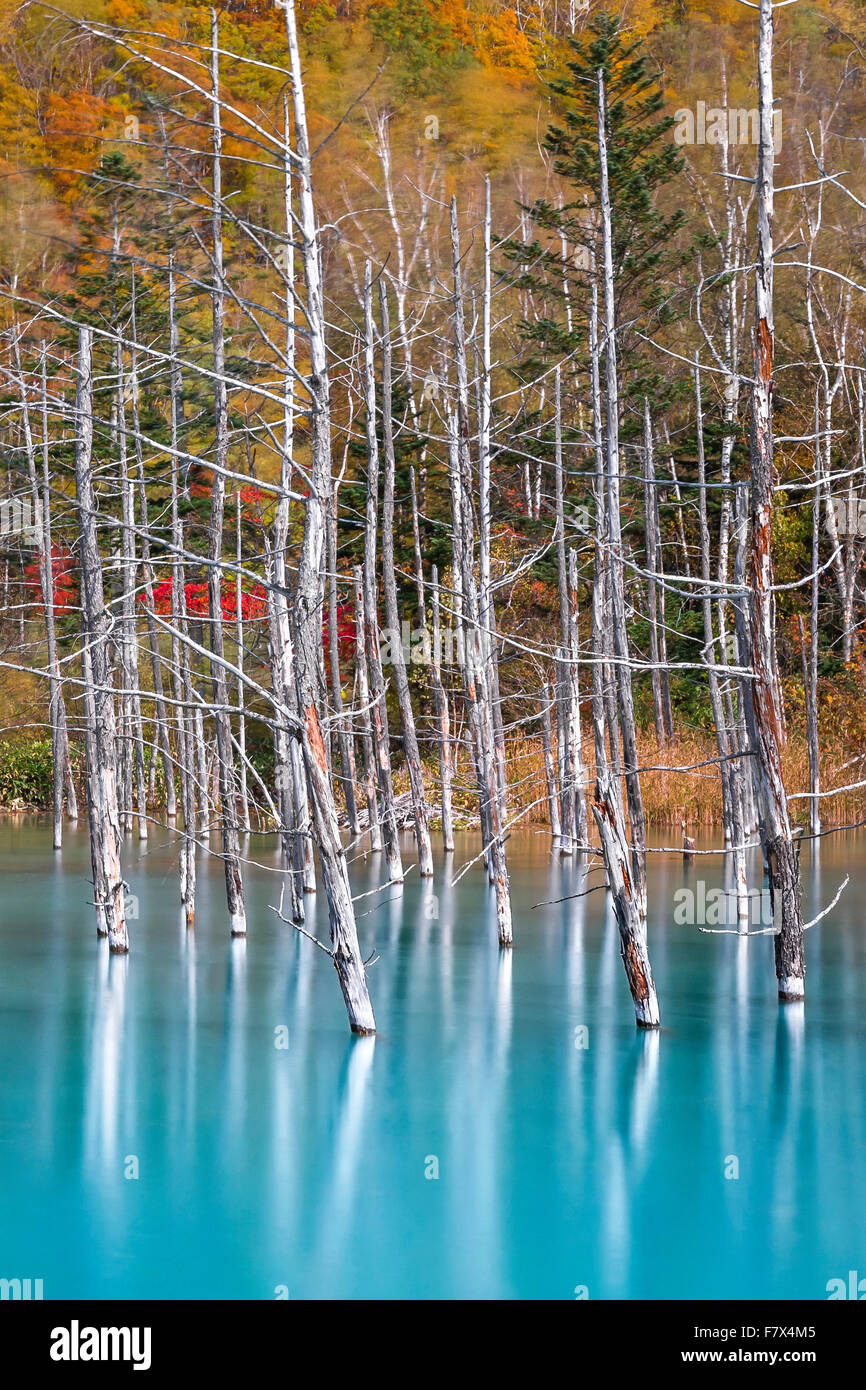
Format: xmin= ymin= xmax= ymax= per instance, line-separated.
xmin=0 ymin=738 xmax=55 ymax=807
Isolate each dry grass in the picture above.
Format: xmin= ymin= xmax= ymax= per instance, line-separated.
xmin=502 ymin=726 xmax=866 ymax=834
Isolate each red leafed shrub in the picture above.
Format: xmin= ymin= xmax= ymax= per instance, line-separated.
xmin=222 ymin=583 xmax=268 ymax=622
xmin=24 ymin=543 xmax=77 ymax=613
xmin=142 ymin=578 xmax=267 ymax=622
xmin=239 ymin=485 xmax=265 ymax=518
xmin=323 ymin=597 xmax=356 ymax=662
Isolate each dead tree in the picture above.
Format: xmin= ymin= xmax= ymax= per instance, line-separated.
xmin=207 ymin=13 xmax=246 ymax=936
xmin=326 ymin=477 xmax=361 ymax=835
xmin=696 ymin=362 xmax=748 ymax=920
xmin=361 ymin=263 xmax=403 ymax=884
xmin=567 ymin=548 xmax=589 ymax=846
xmin=598 ymin=70 xmax=647 ymax=915
xmin=449 ymin=404 xmax=514 ymax=949
xmin=430 ymin=564 xmax=454 ymax=851
xmin=799 ymin=469 xmax=821 ymax=839
xmin=379 ymin=281 xmax=434 ymax=875
xmin=234 ymin=493 xmax=250 ymax=833
xmin=129 ymin=303 xmax=176 ymax=821
xmin=541 ymin=677 xmax=562 ymax=846
xmin=285 ymin=0 xmax=376 ymax=1032
xmin=73 ymin=327 xmax=128 ymax=953
xmin=554 ymin=372 xmax=576 ymax=855
xmin=642 ymin=400 xmax=668 ymax=750
xmin=592 ymin=769 xmax=660 ymax=1028
xmin=168 ymin=259 xmax=196 ymax=924
xmin=115 ymin=346 xmax=148 ymax=842
xmin=746 ymin=0 xmax=805 ymax=1000
xmin=15 ymin=340 xmax=76 ymax=847
xmin=353 ymin=564 xmax=383 ymax=849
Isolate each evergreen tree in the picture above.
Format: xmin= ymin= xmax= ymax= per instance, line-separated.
xmin=503 ymin=11 xmax=687 ymax=367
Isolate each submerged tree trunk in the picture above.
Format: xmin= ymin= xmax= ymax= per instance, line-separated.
xmin=598 ymin=70 xmax=647 ymax=916
xmin=208 ymin=14 xmax=246 ymax=936
xmin=286 ymin=0 xmax=375 ymax=1032
xmin=592 ymin=769 xmax=660 ymax=1027
xmin=748 ymin=0 xmax=805 ymax=1001
xmin=431 ymin=566 xmax=454 ymax=852
xmin=326 ymin=481 xmax=361 ymax=835
xmin=567 ymin=548 xmax=588 ymax=847
xmin=74 ymin=327 xmax=128 ymax=953
xmin=380 ymin=281 xmax=433 ymax=876
xmin=541 ymin=677 xmax=562 ymax=846
xmin=554 ymin=371 xmax=575 ymax=856
xmin=168 ymin=259 xmax=195 ymax=923
xmin=353 ymin=565 xmax=383 ymax=851
xmin=361 ymin=264 xmax=403 ymax=883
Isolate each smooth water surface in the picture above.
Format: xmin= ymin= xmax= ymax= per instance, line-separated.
xmin=0 ymin=819 xmax=864 ymax=1299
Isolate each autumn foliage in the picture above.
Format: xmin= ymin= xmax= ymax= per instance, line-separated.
xmin=144 ymin=578 xmax=268 ymax=623
xmin=24 ymin=544 xmax=77 ymax=615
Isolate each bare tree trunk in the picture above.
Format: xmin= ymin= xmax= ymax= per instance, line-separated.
xmin=593 ymin=768 xmax=660 ymax=1027
xmin=360 ymin=265 xmax=403 ymax=883
xmin=454 ymin=414 xmax=514 ymax=947
xmin=286 ymin=0 xmax=375 ymax=1031
xmin=696 ymin=363 xmax=747 ymax=920
xmin=74 ymin=327 xmax=128 ymax=953
xmin=129 ymin=307 xmax=176 ymax=821
xmin=167 ymin=256 xmax=196 ymax=921
xmin=643 ymin=400 xmax=667 ymax=750
xmin=800 ymin=486 xmax=821 ymax=838
xmin=178 ymin=558 xmax=198 ymax=927
xmin=380 ymin=281 xmax=433 ymax=875
xmin=18 ymin=341 xmax=75 ymax=845
xmin=234 ymin=493 xmax=250 ymax=833
xmin=555 ymin=643 xmax=575 ymax=854
xmin=554 ymin=371 xmax=575 ymax=856
xmin=326 ymin=481 xmax=361 ymax=834
xmin=598 ymin=70 xmax=647 ymax=916
xmin=115 ymin=346 xmax=148 ymax=842
xmin=194 ymin=707 xmax=210 ymax=834
xmin=567 ymin=548 xmax=589 ymax=846
xmin=589 ymin=278 xmax=610 ymax=793
xmin=589 ymin=275 xmax=623 ymax=811
xmin=541 ymin=678 xmax=562 ymax=846
xmin=748 ymin=0 xmax=804 ymax=1001
xmin=479 ymin=179 xmax=508 ymax=822
xmin=448 ymin=412 xmax=490 ymax=851
xmin=408 ymin=465 xmax=426 ymax=616
xmin=80 ymin=638 xmax=106 ymax=927
xmin=267 ymin=114 xmax=314 ymax=910
xmin=732 ymin=489 xmax=759 ymax=838
xmin=353 ymin=565 xmax=382 ymax=850
xmin=208 ymin=12 xmax=246 ymax=936
xmin=450 ymin=197 xmax=513 ymax=942
xmin=431 ymin=565 xmax=454 ymax=852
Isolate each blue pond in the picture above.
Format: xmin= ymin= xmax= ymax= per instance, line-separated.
xmin=0 ymin=819 xmax=864 ymax=1299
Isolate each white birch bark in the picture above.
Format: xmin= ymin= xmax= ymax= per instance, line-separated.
xmin=73 ymin=327 xmax=128 ymax=953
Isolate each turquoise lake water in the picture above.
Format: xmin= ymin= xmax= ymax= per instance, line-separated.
xmin=0 ymin=819 xmax=864 ymax=1300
